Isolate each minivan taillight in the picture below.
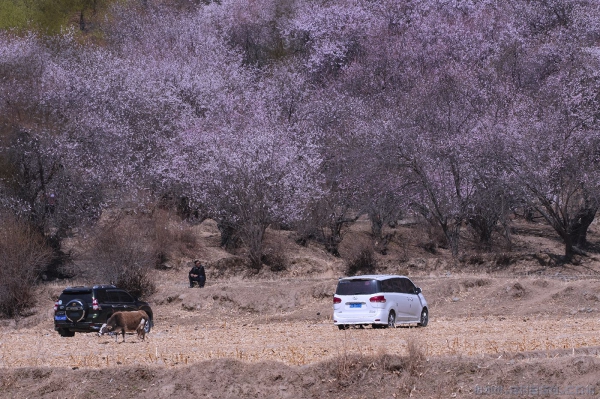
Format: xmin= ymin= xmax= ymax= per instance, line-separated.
xmin=333 ymin=297 xmax=342 ymax=304
xmin=53 ymin=301 xmax=59 ymax=311
xmin=92 ymin=298 xmax=99 ymax=310
xmin=370 ymin=295 xmax=386 ymax=303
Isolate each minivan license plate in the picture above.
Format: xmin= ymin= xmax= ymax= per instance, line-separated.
xmin=54 ymin=315 xmax=67 ymax=321
xmin=349 ymin=303 xmax=361 ymax=308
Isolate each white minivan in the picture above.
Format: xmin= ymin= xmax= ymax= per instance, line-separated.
xmin=333 ymin=275 xmax=428 ymax=330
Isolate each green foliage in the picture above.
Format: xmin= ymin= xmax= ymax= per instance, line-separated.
xmin=0 ymin=0 xmax=30 ymax=30
xmin=0 ymin=0 xmax=109 ymax=34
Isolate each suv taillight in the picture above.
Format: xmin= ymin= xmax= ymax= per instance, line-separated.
xmin=370 ymin=295 xmax=386 ymax=303
xmin=92 ymin=298 xmax=99 ymax=310
xmin=54 ymin=301 xmax=59 ymax=311
xmin=333 ymin=297 xmax=342 ymax=304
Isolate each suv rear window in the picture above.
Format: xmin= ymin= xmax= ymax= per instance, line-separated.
xmin=336 ymin=279 xmax=380 ymax=295
xmin=59 ymin=292 xmax=93 ymax=302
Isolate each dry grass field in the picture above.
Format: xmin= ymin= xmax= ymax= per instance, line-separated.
xmin=2 ymin=216 xmax=600 ymax=398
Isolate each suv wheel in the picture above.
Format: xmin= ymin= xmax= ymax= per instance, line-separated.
xmin=65 ymin=299 xmax=86 ymax=322
xmin=58 ymin=328 xmax=75 ymax=337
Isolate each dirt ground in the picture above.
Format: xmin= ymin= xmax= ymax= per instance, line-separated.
xmin=2 ymin=217 xmax=600 ymax=398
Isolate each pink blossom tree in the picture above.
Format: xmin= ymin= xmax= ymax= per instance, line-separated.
xmin=507 ymin=64 xmax=600 ymax=260
xmin=162 ymin=82 xmax=322 ymax=268
xmin=500 ymin=0 xmax=600 ymax=261
xmin=0 ymin=32 xmax=103 ymax=242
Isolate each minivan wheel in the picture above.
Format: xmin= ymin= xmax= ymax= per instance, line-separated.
xmin=387 ymin=311 xmax=396 ymax=328
xmin=418 ymin=309 xmax=428 ymax=327
xmin=338 ymin=325 xmax=348 ymax=330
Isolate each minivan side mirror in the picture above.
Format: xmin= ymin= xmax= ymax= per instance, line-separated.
xmin=415 ymin=287 xmax=422 ymax=294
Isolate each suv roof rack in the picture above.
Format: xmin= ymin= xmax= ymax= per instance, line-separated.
xmin=63 ymin=284 xmax=117 ymax=291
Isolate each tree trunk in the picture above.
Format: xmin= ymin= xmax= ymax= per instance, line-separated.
xmin=324 ymin=222 xmax=343 ymax=257
xmin=323 ymin=214 xmax=358 ymax=257
xmin=217 ymin=221 xmax=240 ymax=250
xmin=447 ymin=224 xmax=461 ymax=257
xmin=568 ymin=207 xmax=597 ymax=249
xmin=563 ymin=237 xmax=574 ymax=263
xmin=441 ymin=219 xmax=461 ymax=257
xmin=369 ymin=211 xmax=383 ymax=239
xmin=244 ymin=224 xmax=266 ymax=271
xmin=535 ymin=201 xmax=591 ymax=264
xmin=467 ymin=215 xmax=494 ymax=249
xmin=324 ymin=235 xmax=341 ymax=257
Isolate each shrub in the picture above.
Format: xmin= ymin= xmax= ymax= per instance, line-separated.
xmin=149 ymin=208 xmax=198 ymax=269
xmin=261 ymin=248 xmax=288 ymax=272
xmin=179 ymin=229 xmax=198 ymax=250
xmin=495 ymin=253 xmax=513 ymax=266
xmin=151 ymin=209 xmax=178 ymax=269
xmin=346 ymin=248 xmax=377 ymax=276
xmin=77 ymin=217 xmax=155 ymax=298
xmin=259 ymin=236 xmax=289 ymax=272
xmin=405 ymin=338 xmax=427 ymax=376
xmin=217 ymin=220 xmax=242 ymax=250
xmin=0 ymin=213 xmax=53 ymax=317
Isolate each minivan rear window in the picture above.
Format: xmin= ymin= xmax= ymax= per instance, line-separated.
xmin=336 ymin=279 xmax=380 ymax=295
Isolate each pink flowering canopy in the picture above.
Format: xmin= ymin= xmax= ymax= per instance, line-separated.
xmin=1 ymin=0 xmax=600 ymax=261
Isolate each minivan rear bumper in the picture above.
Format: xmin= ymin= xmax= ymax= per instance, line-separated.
xmin=333 ymin=309 xmax=387 ymax=325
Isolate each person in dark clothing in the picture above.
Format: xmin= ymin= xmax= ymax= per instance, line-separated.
xmin=189 ymin=260 xmax=206 ymax=288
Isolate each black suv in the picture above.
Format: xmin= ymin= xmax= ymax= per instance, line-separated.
xmin=53 ymin=285 xmax=154 ymax=337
